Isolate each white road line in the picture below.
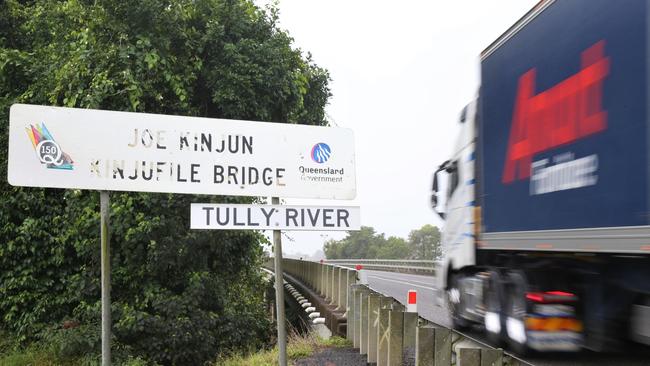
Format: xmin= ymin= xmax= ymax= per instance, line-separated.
xmin=366 ymin=273 xmax=436 ymax=287
xmin=365 ymin=270 xmax=435 ymax=284
xmin=367 ymin=275 xmax=436 ymax=291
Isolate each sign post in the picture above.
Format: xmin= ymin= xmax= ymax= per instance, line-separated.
xmin=8 ymin=104 xmax=358 ymax=366
xmin=100 ymin=191 xmax=111 ymax=366
xmin=271 ymin=197 xmax=287 ymax=366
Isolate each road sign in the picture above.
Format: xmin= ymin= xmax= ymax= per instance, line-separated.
xmin=8 ymin=104 xmax=356 ymax=199
xmin=191 ymin=203 xmax=360 ymax=230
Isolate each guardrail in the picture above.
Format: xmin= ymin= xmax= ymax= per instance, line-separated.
xmin=324 ymin=259 xmax=437 ymax=274
xmin=265 ymin=258 xmax=514 ymax=366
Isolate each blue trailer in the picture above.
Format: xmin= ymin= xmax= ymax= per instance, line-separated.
xmin=432 ymin=0 xmax=650 ymax=353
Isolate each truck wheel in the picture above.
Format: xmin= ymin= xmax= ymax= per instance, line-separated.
xmin=485 ymin=270 xmax=505 ymax=345
xmin=505 ymin=271 xmax=529 ymax=355
xmin=448 ymin=273 xmax=470 ymax=330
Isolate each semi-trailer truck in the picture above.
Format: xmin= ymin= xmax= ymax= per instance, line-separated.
xmin=432 ymin=0 xmax=650 ymax=353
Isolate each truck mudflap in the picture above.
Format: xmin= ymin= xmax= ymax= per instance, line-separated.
xmin=524 ymin=295 xmax=584 ymax=352
xmin=527 ymin=331 xmax=583 ymax=352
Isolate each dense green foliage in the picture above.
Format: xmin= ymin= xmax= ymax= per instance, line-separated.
xmin=323 ymin=225 xmax=441 ymax=260
xmin=0 ymin=0 xmax=331 ymax=364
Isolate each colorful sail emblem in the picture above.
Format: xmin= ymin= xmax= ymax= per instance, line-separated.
xmin=25 ymin=123 xmax=74 ymax=170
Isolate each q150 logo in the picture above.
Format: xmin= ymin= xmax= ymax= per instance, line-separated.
xmin=26 ymin=123 xmax=74 ymax=170
xmin=311 ymin=142 xmax=331 ymax=163
xmin=502 ymin=40 xmax=609 ymax=184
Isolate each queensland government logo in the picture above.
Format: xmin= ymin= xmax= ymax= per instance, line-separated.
xmin=300 ymin=142 xmax=343 ymax=183
xmin=26 ymin=123 xmax=74 ymax=170
xmin=311 ymin=142 xmax=331 ymax=163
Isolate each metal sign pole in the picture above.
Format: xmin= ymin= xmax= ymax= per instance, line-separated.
xmin=100 ymin=191 xmax=111 ymax=366
xmin=272 ymin=196 xmax=287 ymax=366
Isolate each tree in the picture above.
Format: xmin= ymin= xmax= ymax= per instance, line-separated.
xmin=0 ymin=0 xmax=330 ymax=364
xmin=376 ymin=236 xmax=410 ymax=259
xmin=407 ymin=224 xmax=442 ymax=260
xmin=323 ymin=226 xmax=386 ymax=259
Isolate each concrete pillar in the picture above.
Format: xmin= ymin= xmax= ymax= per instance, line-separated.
xmin=377 ymin=307 xmax=391 ymax=366
xmin=354 ymin=287 xmax=369 ymax=348
xmin=339 ymin=269 xmax=348 ymax=312
xmin=480 ymin=349 xmax=503 ymax=366
xmin=332 ymin=267 xmax=339 ymax=306
xmin=346 ymin=283 xmax=356 ymax=341
xmin=388 ymin=310 xmax=404 ymax=366
xmin=337 ymin=267 xmax=345 ymax=310
xmin=351 ymin=285 xmax=366 ymax=348
xmin=325 ymin=266 xmax=332 ymax=300
xmin=319 ymin=263 xmax=324 ymax=294
xmin=458 ymin=348 xmax=481 ymax=366
xmin=403 ymin=312 xmax=418 ymax=363
xmin=359 ymin=291 xmax=370 ymax=355
xmin=434 ymin=327 xmax=452 ymax=366
xmin=367 ymin=294 xmax=381 ymax=364
xmin=345 ymin=269 xmax=357 ymax=316
xmin=416 ymin=325 xmax=435 ymax=366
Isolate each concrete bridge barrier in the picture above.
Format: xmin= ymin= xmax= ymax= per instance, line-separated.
xmin=266 ymin=257 xmax=508 ymax=366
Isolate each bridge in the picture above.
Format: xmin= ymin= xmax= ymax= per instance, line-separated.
xmin=268 ymin=258 xmax=650 ymax=366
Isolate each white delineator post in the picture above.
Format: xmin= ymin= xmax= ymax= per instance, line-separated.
xmin=356 ymin=264 xmax=368 ymax=284
xmin=407 ymin=289 xmax=417 ymax=313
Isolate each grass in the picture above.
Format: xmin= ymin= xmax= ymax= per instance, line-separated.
xmin=0 ymin=329 xmax=148 ymax=366
xmin=0 ymin=328 xmax=353 ymax=366
xmin=215 ymin=332 xmax=352 ymax=366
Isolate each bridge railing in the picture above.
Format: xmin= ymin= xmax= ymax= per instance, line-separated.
xmin=264 ymin=257 xmax=511 ymax=366
xmin=324 ymin=258 xmax=437 ymax=274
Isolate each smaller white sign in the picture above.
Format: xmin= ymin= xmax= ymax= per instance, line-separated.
xmin=191 ymin=204 xmax=360 ymax=231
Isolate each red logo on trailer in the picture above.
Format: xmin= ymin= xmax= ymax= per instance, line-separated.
xmin=502 ymin=40 xmax=610 ymax=184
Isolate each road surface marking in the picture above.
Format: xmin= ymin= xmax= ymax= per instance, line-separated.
xmin=367 ymin=275 xmax=436 ymax=291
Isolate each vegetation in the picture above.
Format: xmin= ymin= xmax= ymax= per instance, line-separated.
xmin=324 ymin=225 xmax=442 ymax=260
xmin=0 ymin=0 xmax=330 ymax=364
xmin=215 ymin=333 xmax=351 ymax=366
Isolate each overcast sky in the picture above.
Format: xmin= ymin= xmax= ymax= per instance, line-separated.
xmin=261 ymin=0 xmax=539 ymax=257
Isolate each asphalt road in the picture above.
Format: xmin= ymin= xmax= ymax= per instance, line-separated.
xmin=362 ymin=269 xmax=650 ymax=366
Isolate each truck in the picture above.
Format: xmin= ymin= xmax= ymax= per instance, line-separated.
xmin=432 ymin=0 xmax=650 ymax=353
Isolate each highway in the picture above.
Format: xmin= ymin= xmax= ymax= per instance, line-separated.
xmin=363 ymin=269 xmax=650 ymax=366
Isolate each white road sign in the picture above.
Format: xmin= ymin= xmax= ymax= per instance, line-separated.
xmin=8 ymin=104 xmax=356 ymax=199
xmin=191 ymin=204 xmax=360 ymax=230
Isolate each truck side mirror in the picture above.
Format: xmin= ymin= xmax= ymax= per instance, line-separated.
xmin=431 ymin=162 xmax=447 ymax=220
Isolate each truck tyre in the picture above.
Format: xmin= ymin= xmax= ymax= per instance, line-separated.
xmin=505 ymin=270 xmax=529 ymax=355
xmin=448 ymin=272 xmax=470 ymax=330
xmin=485 ymin=270 xmax=505 ymax=345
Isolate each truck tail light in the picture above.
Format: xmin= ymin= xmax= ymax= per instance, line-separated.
xmin=526 ymin=291 xmax=578 ymax=303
